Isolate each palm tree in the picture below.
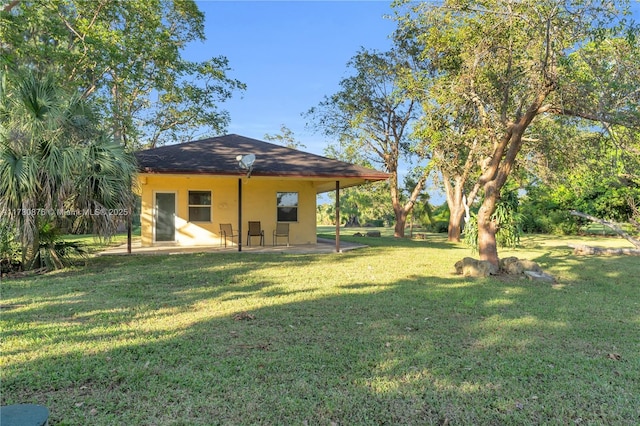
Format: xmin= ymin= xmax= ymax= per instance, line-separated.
xmin=0 ymin=69 xmax=136 ymax=269
xmin=71 ymin=134 xmax=137 ymax=238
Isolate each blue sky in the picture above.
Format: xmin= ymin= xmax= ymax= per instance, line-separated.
xmin=184 ymin=1 xmax=639 ymax=206
xmin=186 ymin=0 xmax=640 ymax=156
xmin=187 ymin=1 xmax=640 ymax=155
xmin=186 ymin=1 xmax=397 ymax=156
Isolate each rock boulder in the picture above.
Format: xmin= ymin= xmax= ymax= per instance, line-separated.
xmin=455 ymin=257 xmax=498 ymax=277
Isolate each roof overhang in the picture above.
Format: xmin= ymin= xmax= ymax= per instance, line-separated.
xmin=138 ymin=169 xmax=388 ymax=194
xmin=135 ymin=134 xmax=390 ymax=193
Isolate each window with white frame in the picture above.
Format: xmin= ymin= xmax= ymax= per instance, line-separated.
xmin=188 ymin=191 xmax=211 ymax=222
xmin=277 ymin=192 xmax=298 ymax=222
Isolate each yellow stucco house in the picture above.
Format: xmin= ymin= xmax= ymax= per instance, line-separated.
xmin=135 ymin=134 xmax=389 ymax=249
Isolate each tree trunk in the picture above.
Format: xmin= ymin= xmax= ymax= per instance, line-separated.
xmin=19 ymin=210 xmax=41 ymax=270
xmin=474 ymin=88 xmax=550 ymax=266
xmin=2 ymin=0 xmax=19 ymax=13
xmin=22 ymin=234 xmax=40 ymax=271
xmin=390 ymin=169 xmax=426 ymax=238
xmin=448 ymin=204 xmax=466 ymax=242
xmin=394 ymin=207 xmax=407 ymax=237
xmin=344 ymin=215 xmax=361 ymax=227
xmin=442 ymin=174 xmax=474 ymax=243
xmin=477 ymin=185 xmax=500 ymax=267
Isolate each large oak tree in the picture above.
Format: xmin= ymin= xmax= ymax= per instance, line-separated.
xmin=395 ymin=0 xmax=640 ymax=265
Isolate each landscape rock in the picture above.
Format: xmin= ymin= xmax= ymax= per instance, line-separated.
xmin=524 ymin=270 xmax=555 ymax=283
xmin=518 ymin=259 xmax=542 ymax=273
xmin=500 ymin=257 xmax=523 ymax=275
xmin=455 ymin=257 xmax=498 ymax=277
xmin=499 ymin=257 xmax=517 ymax=268
xmin=454 ymin=257 xmax=473 ymax=275
xmin=366 ymin=231 xmax=381 ymax=237
xmin=570 ymin=244 xmax=640 ymax=256
xmin=456 ymin=256 xmax=555 ymax=282
xmin=500 ymin=257 xmax=542 ymax=275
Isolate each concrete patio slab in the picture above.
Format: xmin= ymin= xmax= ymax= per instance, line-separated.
xmin=97 ymin=238 xmax=366 ymax=256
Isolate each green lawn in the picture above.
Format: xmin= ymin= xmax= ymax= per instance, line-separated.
xmin=1 ymin=231 xmax=639 ymax=425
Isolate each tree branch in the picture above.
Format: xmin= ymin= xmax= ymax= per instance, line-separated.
xmin=570 ymin=210 xmax=640 ymax=249
xmin=569 ymin=244 xmax=640 ymax=256
xmin=2 ymin=0 xmax=20 ymax=13
xmin=540 ymin=105 xmax=640 ymax=128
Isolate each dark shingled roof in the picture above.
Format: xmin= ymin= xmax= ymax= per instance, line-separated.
xmin=135 ymin=134 xmax=389 ymax=192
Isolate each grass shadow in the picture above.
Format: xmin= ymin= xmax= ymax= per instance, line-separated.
xmin=2 ymin=235 xmax=639 ymax=424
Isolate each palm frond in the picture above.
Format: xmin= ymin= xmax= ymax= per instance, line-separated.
xmin=1 ymin=70 xmax=136 ymax=269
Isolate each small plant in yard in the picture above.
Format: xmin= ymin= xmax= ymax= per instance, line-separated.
xmin=464 ymin=189 xmax=523 ymax=253
xmin=0 ymin=219 xmax=22 ymax=274
xmin=462 ymin=213 xmax=479 ymax=253
xmin=1 ymin=233 xmax=639 ymax=425
xmin=34 ymin=222 xmax=86 ymax=270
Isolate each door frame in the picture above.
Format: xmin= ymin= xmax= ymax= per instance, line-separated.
xmin=153 ymin=191 xmax=177 ymax=243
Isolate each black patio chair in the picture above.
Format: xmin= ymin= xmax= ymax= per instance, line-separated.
xmin=247 ymin=221 xmax=264 ymax=246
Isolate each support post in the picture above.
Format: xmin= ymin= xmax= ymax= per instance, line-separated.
xmin=126 ymin=212 xmax=132 ymax=254
xmin=335 ymin=180 xmax=340 ymax=253
xmin=127 ymin=180 xmax=132 ymax=254
xmin=238 ymin=178 xmax=242 ymax=252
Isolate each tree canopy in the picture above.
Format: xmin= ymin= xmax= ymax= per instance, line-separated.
xmin=393 ymin=0 xmax=640 ymax=265
xmin=0 ymin=69 xmax=136 ymax=268
xmin=1 ymin=0 xmax=246 ymax=268
xmin=307 ymin=48 xmax=428 ymax=237
xmin=1 ymin=0 xmax=245 ymax=149
xmin=264 ymin=125 xmax=306 ymax=150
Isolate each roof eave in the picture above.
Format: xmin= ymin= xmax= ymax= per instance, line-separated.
xmin=138 ymin=169 xmax=389 ymax=193
xmin=139 ymin=168 xmax=389 ymax=180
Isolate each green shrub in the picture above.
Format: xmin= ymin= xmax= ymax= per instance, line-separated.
xmin=424 ymin=219 xmax=449 ymax=233
xmin=462 ymin=214 xmax=478 ymax=252
xmin=464 ymin=190 xmax=523 ymax=251
xmin=34 ymin=222 xmax=86 ymax=270
xmin=0 ymin=219 xmax=21 ymax=273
